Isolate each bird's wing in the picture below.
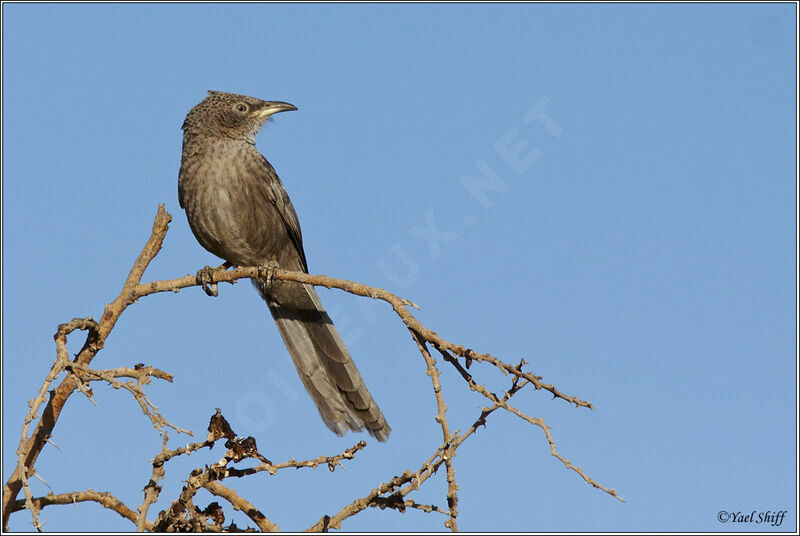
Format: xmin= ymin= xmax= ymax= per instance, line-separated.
xmin=257 ymin=153 xmax=309 ymax=273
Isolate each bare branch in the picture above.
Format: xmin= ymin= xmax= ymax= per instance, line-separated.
xmin=3 ymin=206 xmax=172 ymax=529
xmin=11 ymin=490 xmax=146 ymax=530
xmin=439 ymin=347 xmax=624 ymax=502
xmin=308 ymin=373 xmax=538 ymax=531
xmin=216 ymin=441 xmax=368 ymax=479
xmin=126 ymin=263 xmax=594 ymax=411
xmin=204 ymin=481 xmax=279 ymax=532
xmin=411 ymin=332 xmax=459 ymax=531
xmin=369 ymin=494 xmax=448 ymax=515
xmin=66 ymin=363 xmax=191 ymax=435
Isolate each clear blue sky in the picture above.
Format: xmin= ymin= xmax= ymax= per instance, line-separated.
xmin=2 ymin=3 xmax=796 ymax=532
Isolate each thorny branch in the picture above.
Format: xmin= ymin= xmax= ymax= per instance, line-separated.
xmin=3 ymin=205 xmax=622 ymax=532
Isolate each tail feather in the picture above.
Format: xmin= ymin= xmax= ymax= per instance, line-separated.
xmin=256 ymin=279 xmax=391 ymax=442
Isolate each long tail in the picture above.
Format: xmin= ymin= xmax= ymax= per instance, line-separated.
xmin=255 ymin=279 xmax=390 ymax=441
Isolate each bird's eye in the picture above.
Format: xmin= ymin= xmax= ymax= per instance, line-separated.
xmin=234 ymin=103 xmax=248 ymax=113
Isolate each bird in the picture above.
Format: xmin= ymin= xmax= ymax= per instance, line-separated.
xmin=178 ymin=90 xmax=390 ymax=441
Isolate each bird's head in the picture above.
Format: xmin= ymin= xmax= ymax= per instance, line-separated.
xmin=182 ymin=90 xmax=297 ymax=143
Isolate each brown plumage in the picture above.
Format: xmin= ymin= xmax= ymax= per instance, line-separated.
xmin=178 ymin=90 xmax=390 ymax=441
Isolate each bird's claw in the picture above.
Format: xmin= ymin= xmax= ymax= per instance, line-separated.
xmin=196 ymin=265 xmax=219 ymax=297
xmin=258 ymin=260 xmax=281 ymax=289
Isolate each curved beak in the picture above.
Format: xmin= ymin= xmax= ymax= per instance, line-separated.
xmin=256 ymin=101 xmax=297 ymax=118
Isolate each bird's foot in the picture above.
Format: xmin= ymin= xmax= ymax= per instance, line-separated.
xmin=196 ymin=265 xmax=219 ymax=297
xmin=257 ymin=259 xmax=281 ymax=289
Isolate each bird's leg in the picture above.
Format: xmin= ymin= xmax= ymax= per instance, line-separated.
xmin=257 ymin=257 xmax=280 ymax=289
xmin=196 ymin=262 xmax=235 ymax=297
xmin=195 ymin=265 xmax=220 ymax=297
